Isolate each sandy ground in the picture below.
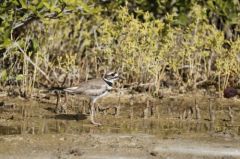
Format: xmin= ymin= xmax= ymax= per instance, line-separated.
xmin=0 ymin=133 xmax=240 ymax=159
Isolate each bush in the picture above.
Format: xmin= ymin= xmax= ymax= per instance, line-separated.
xmin=1 ymin=2 xmax=240 ymax=96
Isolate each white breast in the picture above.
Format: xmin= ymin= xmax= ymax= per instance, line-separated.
xmin=91 ymin=91 xmax=108 ymax=103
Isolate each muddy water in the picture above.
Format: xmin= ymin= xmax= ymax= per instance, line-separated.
xmin=0 ymin=93 xmax=240 ymax=158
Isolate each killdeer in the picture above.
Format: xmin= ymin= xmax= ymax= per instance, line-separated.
xmin=56 ymin=71 xmax=121 ymax=125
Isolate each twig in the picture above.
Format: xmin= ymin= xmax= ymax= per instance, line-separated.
xmin=14 ymin=42 xmax=53 ymax=85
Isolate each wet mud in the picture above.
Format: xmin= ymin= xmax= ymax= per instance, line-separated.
xmin=0 ymin=91 xmax=240 ymax=158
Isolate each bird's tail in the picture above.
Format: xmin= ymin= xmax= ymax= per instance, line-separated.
xmin=63 ymin=87 xmax=79 ymax=93
xmin=48 ymin=87 xmax=66 ymax=94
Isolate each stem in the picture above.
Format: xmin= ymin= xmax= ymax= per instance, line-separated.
xmin=15 ymin=42 xmax=53 ymax=85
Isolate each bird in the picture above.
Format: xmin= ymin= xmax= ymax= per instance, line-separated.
xmin=223 ymin=87 xmax=240 ymax=98
xmin=56 ymin=71 xmax=121 ymax=125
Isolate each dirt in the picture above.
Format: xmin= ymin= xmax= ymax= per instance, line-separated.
xmin=0 ymin=91 xmax=240 ymax=159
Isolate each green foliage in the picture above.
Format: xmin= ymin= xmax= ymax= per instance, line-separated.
xmin=0 ymin=0 xmax=100 ymax=49
xmin=97 ymin=7 xmax=165 ymax=83
xmin=0 ymin=69 xmax=7 ymax=83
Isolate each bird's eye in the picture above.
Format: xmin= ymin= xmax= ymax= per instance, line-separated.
xmin=106 ymin=72 xmax=117 ymax=77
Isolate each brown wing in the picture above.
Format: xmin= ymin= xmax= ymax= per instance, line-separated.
xmin=83 ymin=85 xmax=108 ymax=96
xmin=64 ymin=78 xmax=107 ymax=95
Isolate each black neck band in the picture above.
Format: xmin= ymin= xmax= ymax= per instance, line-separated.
xmin=103 ymin=78 xmax=113 ymax=87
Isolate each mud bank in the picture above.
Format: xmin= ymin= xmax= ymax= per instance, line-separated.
xmin=0 ymin=92 xmax=240 ymax=158
xmin=0 ymin=133 xmax=240 ymax=159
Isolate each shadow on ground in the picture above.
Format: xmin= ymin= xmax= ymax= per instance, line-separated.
xmin=54 ymin=114 xmax=87 ymax=121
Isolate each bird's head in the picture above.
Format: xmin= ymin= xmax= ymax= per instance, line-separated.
xmin=103 ymin=71 xmax=122 ymax=82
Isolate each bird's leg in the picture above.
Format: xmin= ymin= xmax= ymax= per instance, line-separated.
xmin=95 ymin=103 xmax=100 ymax=114
xmin=90 ymin=102 xmax=102 ymax=126
xmin=58 ymin=92 xmax=68 ymax=113
xmin=85 ymin=98 xmax=91 ymax=115
xmin=60 ymin=92 xmax=68 ymax=113
xmin=55 ymin=91 xmax=68 ymax=114
xmin=55 ymin=91 xmax=61 ymax=113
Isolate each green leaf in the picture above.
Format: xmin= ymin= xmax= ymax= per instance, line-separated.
xmin=3 ymin=38 xmax=12 ymax=48
xmin=43 ymin=2 xmax=51 ymax=10
xmin=16 ymin=74 xmax=24 ymax=81
xmin=19 ymin=0 xmax=27 ymax=9
xmin=0 ymin=69 xmax=7 ymax=82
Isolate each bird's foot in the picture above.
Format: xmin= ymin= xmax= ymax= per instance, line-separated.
xmin=90 ymin=119 xmax=102 ymax=126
